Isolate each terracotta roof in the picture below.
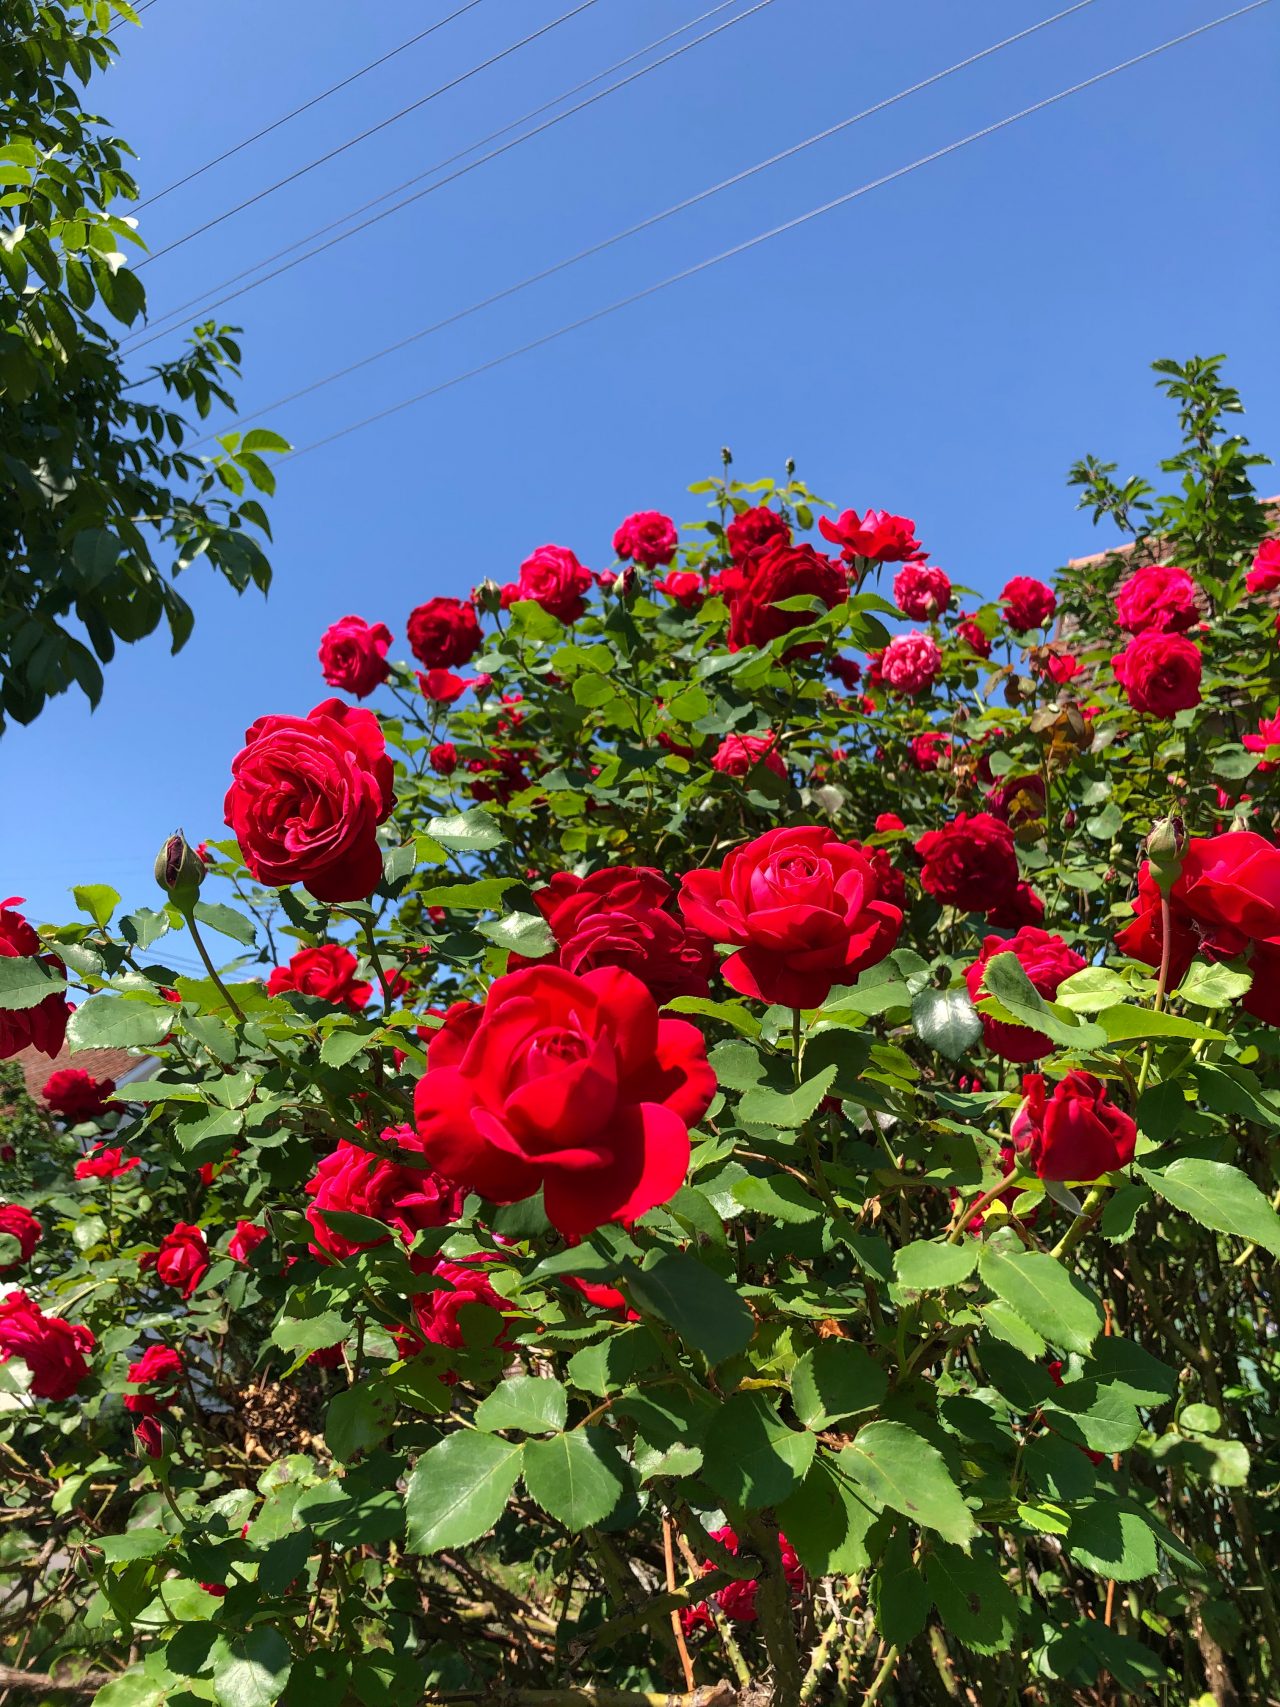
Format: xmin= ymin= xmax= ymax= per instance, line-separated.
xmin=13 ymin=1044 xmax=157 ymax=1102
xmin=1066 ymin=495 xmax=1280 ymax=572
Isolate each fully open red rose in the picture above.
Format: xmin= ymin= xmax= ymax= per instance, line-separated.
xmin=0 ymin=899 xmax=68 ymax=1062
xmin=1245 ymin=538 xmax=1280 ymax=594
xmin=1012 ymin=1072 xmax=1136 ymax=1181
xmin=726 ymin=505 xmax=790 ymax=568
xmin=414 ymin=965 xmax=713 ymax=1236
xmin=522 ymin=867 xmax=714 ymax=1006
xmin=613 ymin=511 xmax=677 ymax=568
xmin=0 ymin=1290 xmax=95 ymax=1400
xmin=1001 ymin=576 xmax=1056 ymax=633
xmin=893 ymin=562 xmax=951 ymax=619
xmin=317 ymin=615 xmax=392 ymax=697
xmin=225 ymin=699 xmax=394 ymax=903
xmin=966 ymin=927 xmax=1087 ymax=1062
xmin=1114 ymin=564 xmax=1200 ymax=634
xmin=510 ymin=545 xmax=593 ymax=624
xmin=711 ymin=731 xmax=786 ymax=780
xmin=1112 ymin=631 xmax=1202 ymax=717
xmin=819 ymin=508 xmax=920 ymax=565
xmin=727 ymin=541 xmax=845 ymax=656
xmin=123 ymin=1344 xmax=185 ymax=1416
xmin=0 ymin=1205 xmax=42 ymax=1274
xmin=306 ymin=1124 xmax=464 ymax=1261
xmin=399 ymin=1256 xmax=519 ymax=1358
xmin=267 ymin=944 xmax=371 ymax=1010
xmin=915 ymin=813 xmax=1019 ymax=914
xmin=42 ymin=1069 xmax=115 ymax=1122
xmin=1244 ymin=709 xmax=1280 ymax=772
xmin=139 ymin=1223 xmax=209 ymax=1300
xmin=880 ymin=631 xmax=942 ymax=696
xmin=679 ymin=825 xmax=902 ymax=1009
xmin=74 ymin=1145 xmax=139 ymax=1180
xmin=406 ymin=597 xmax=482 ymax=670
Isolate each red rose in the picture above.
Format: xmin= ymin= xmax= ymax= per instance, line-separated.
xmin=726 ymin=505 xmax=790 ymax=568
xmin=225 ymin=699 xmax=395 ymax=904
xmin=123 ymin=1344 xmax=185 ymax=1415
xmin=430 ymin=741 xmax=459 ymax=775
xmin=1245 ymin=538 xmax=1280 ymax=594
xmin=828 ymin=655 xmax=862 ymax=689
xmin=417 ymin=668 xmax=475 ymax=704
xmin=1112 ymin=631 xmax=1202 ymax=717
xmin=1043 ymin=649 xmax=1082 ymax=684
xmin=521 ymin=867 xmax=714 ymax=1006
xmin=562 ymin=1274 xmax=639 ymax=1318
xmin=467 ymin=746 xmax=531 ymax=805
xmin=614 ymin=510 xmax=678 ymax=568
xmin=653 ymin=570 xmax=704 ymax=608
xmin=267 ymin=944 xmax=371 ymax=1010
xmin=414 ymin=965 xmax=714 ymax=1236
xmin=406 ymin=597 xmax=483 ymax=670
xmin=1001 ymin=577 xmax=1056 ymax=634
xmin=0 ymin=1290 xmax=95 ymax=1400
xmin=1244 ymin=709 xmax=1280 ymax=772
xmin=42 ymin=1069 xmax=115 ymax=1122
xmin=0 ymin=899 xmax=69 ymax=1062
xmin=727 ymin=541 xmax=845 ymax=656
xmin=711 ymin=731 xmax=786 ymax=781
xmin=910 ymin=731 xmax=952 ymax=772
xmin=228 ymin=1221 xmax=269 ymax=1265
xmin=0 ymin=1205 xmax=42 ymax=1274
xmin=1012 ymin=1072 xmax=1136 ymax=1181
xmin=679 ymin=825 xmax=902 ymax=1009
xmin=893 ymin=562 xmax=951 ymax=619
xmin=682 ymin=1526 xmax=805 ymax=1634
xmin=1113 ymin=564 xmax=1200 ymax=634
xmin=74 ymin=1145 xmax=139 ymax=1180
xmin=880 ymin=632 xmax=942 ymax=696
xmin=955 ymin=615 xmax=991 ymax=658
xmin=965 ymin=927 xmax=1087 ymax=1062
xmin=819 ymin=509 xmax=920 ymax=565
xmin=875 ymin=813 xmax=905 ymax=833
xmin=915 ymin=813 xmax=1019 ymax=914
xmin=1116 ymin=831 xmax=1280 ymax=988
xmin=398 ymin=1255 xmax=518 ymax=1358
xmin=306 ymin=1124 xmax=464 ymax=1261
xmin=317 ymin=615 xmax=392 ymax=698
xmin=140 ymin=1223 xmax=209 ymax=1300
xmin=985 ymin=772 xmax=1046 ymax=829
xmin=133 ymin=1416 xmax=166 ymax=1458
xmin=985 ymin=881 xmax=1045 ymax=929
xmin=511 ymin=544 xmax=593 ymax=624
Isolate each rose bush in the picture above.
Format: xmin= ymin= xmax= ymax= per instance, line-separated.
xmin=2 ymin=357 xmax=1280 ymax=1707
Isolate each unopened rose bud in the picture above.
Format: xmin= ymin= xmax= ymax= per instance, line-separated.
xmin=472 ymin=578 xmax=504 ymax=615
xmin=721 ymin=446 xmax=733 ymax=468
xmin=1064 ymin=809 xmax=1077 ymax=830
xmin=1146 ymin=815 xmax=1186 ymax=893
xmin=154 ymin=832 xmax=205 ymax=910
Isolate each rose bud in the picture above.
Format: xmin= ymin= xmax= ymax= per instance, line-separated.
xmin=154 ymin=832 xmax=206 ymax=910
xmin=1146 ymin=816 xmax=1186 ymax=894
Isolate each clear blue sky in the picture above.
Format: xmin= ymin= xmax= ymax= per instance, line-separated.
xmin=6 ymin=0 xmax=1278 ymax=942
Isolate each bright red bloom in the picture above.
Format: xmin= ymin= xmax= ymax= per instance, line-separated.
xmin=317 ymin=615 xmax=392 ymax=698
xmin=562 ymin=1274 xmax=639 ymax=1319
xmin=430 ymin=742 xmax=459 ymax=775
xmin=74 ymin=1145 xmax=139 ymax=1180
xmin=1001 ymin=577 xmax=1056 ymax=634
xmin=875 ymin=813 xmax=905 ymax=833
xmin=1043 ymin=649 xmax=1083 ymax=685
xmin=1114 ymin=564 xmax=1200 ymax=634
xmin=414 ymin=965 xmax=713 ymax=1237
xmin=267 ymin=944 xmax=371 ymax=1010
xmin=228 ymin=1221 xmax=269 ymax=1265
xmin=0 ymin=900 xmax=69 ymax=1062
xmin=305 ymin=1124 xmax=464 ymax=1261
xmin=1245 ymin=538 xmax=1280 ymax=594
xmin=0 ymin=1205 xmax=42 ymax=1273
xmin=399 ymin=1256 xmax=519 ymax=1357
xmin=910 ymin=731 xmax=952 ymax=772
xmin=614 ymin=511 xmax=678 ymax=568
xmin=406 ymin=598 xmax=483 ymax=670
xmin=726 ymin=505 xmax=790 ymax=568
xmin=819 ymin=509 xmax=920 ymax=564
xmin=652 ymin=570 xmax=704 ymax=608
xmin=681 ymin=1527 xmax=805 ymax=1633
xmin=1243 ymin=709 xmax=1280 ymax=772
xmin=726 ymin=540 xmax=845 ymax=657
xmin=417 ymin=668 xmax=475 ymax=704
xmin=893 ymin=562 xmax=951 ymax=619
xmin=711 ymin=731 xmax=786 ymax=781
xmin=225 ymin=699 xmax=395 ymax=904
xmin=955 ymin=615 xmax=991 ymax=658
xmin=828 ymin=655 xmax=862 ymax=690
xmin=0 ymin=1291 xmax=95 ymax=1400
xmin=679 ymin=825 xmax=902 ymax=1009
xmin=139 ymin=1223 xmax=209 ymax=1300
xmin=511 ymin=545 xmax=593 ymax=624
xmin=42 ymin=1069 xmax=115 ymax=1121
xmin=123 ymin=1344 xmax=185 ymax=1416
xmin=1112 ymin=631 xmax=1202 ymax=717
xmin=522 ymin=867 xmax=714 ymax=1006
xmin=915 ymin=814 xmax=1019 ymax=914
xmin=880 ymin=631 xmax=942 ymax=696
xmin=965 ymin=928 xmax=1087 ymax=1062
xmin=1012 ymin=1072 xmax=1136 ymax=1181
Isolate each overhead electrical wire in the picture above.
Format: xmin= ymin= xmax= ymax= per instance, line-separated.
xmin=134 ymin=0 xmax=490 ymax=210
xmin=124 ymin=0 xmax=783 ymax=351
xmin=277 ymin=0 xmax=1272 ymax=463
xmin=188 ymin=0 xmax=1101 ymax=445
xmin=124 ymin=0 xmax=749 ymax=349
xmin=136 ymin=0 xmax=605 ymax=269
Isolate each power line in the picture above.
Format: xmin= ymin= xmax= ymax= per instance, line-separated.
xmin=123 ymin=0 xmax=748 ymax=350
xmin=134 ymin=0 xmax=489 ymax=211
xmin=124 ymin=0 xmax=782 ymax=352
xmin=136 ymin=0 xmax=604 ymax=269
xmin=190 ymin=0 xmax=1100 ymax=445
xmin=281 ymin=0 xmax=1273 ymax=463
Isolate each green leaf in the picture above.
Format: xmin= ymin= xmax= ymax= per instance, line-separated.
xmin=97 ymin=1530 xmax=171 ymax=1562
xmin=68 ymin=994 xmax=171 ymax=1050
xmin=622 ymin=1252 xmax=754 ymax=1364
xmin=1097 ymin=1005 xmax=1222 ymax=1042
xmin=1138 ymin=1159 xmax=1280 ymax=1259
xmin=474 ymin=1375 xmax=568 ymax=1436
xmin=732 ymin=1174 xmax=823 ymax=1224
xmin=791 ymin=1340 xmax=888 ymax=1430
xmin=211 ymin=1627 xmax=292 ymax=1707
xmin=737 ymin=1063 xmax=837 ymax=1128
xmin=1083 ymin=1338 xmax=1177 ymax=1409
xmin=701 ymin=1393 xmax=817 ymax=1508
xmin=193 ymin=901 xmax=257 ymax=947
xmin=925 ymin=1543 xmax=1020 ymax=1653
xmin=777 ymin=1451 xmax=878 ymax=1574
xmin=73 ymin=884 xmax=120 ymax=927
xmin=0 ymin=954 xmax=66 ymax=1011
xmin=894 ymin=1240 xmax=978 ymax=1293
xmin=871 ymin=1526 xmax=932 ymax=1647
xmin=325 ymin=1381 xmax=396 ymax=1462
xmin=1067 ymin=1500 xmax=1159 ymax=1581
xmin=911 ymin=987 xmax=982 ymax=1062
xmin=978 ymin=1245 xmax=1103 ymax=1355
xmin=91 ymin=1676 xmax=166 ymax=1707
xmin=1178 ymin=960 xmax=1255 ymax=1008
xmin=521 ymin=1428 xmax=628 ymax=1528
xmin=1055 ymin=966 xmax=1136 ymax=1013
xmin=404 ymin=1433 xmax=523 ymax=1552
xmin=477 ymin=911 xmax=556 ymax=958
xmin=977 ymin=953 xmax=1106 ymax=1051
xmin=425 ymin=809 xmax=505 ymax=852
xmin=839 ymin=1421 xmax=977 ymax=1548
xmin=318 ymin=1029 xmax=373 ymax=1068
xmin=416 ymin=878 xmax=516 ymax=910
xmin=270 ymin=1312 xmax=348 ymax=1355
